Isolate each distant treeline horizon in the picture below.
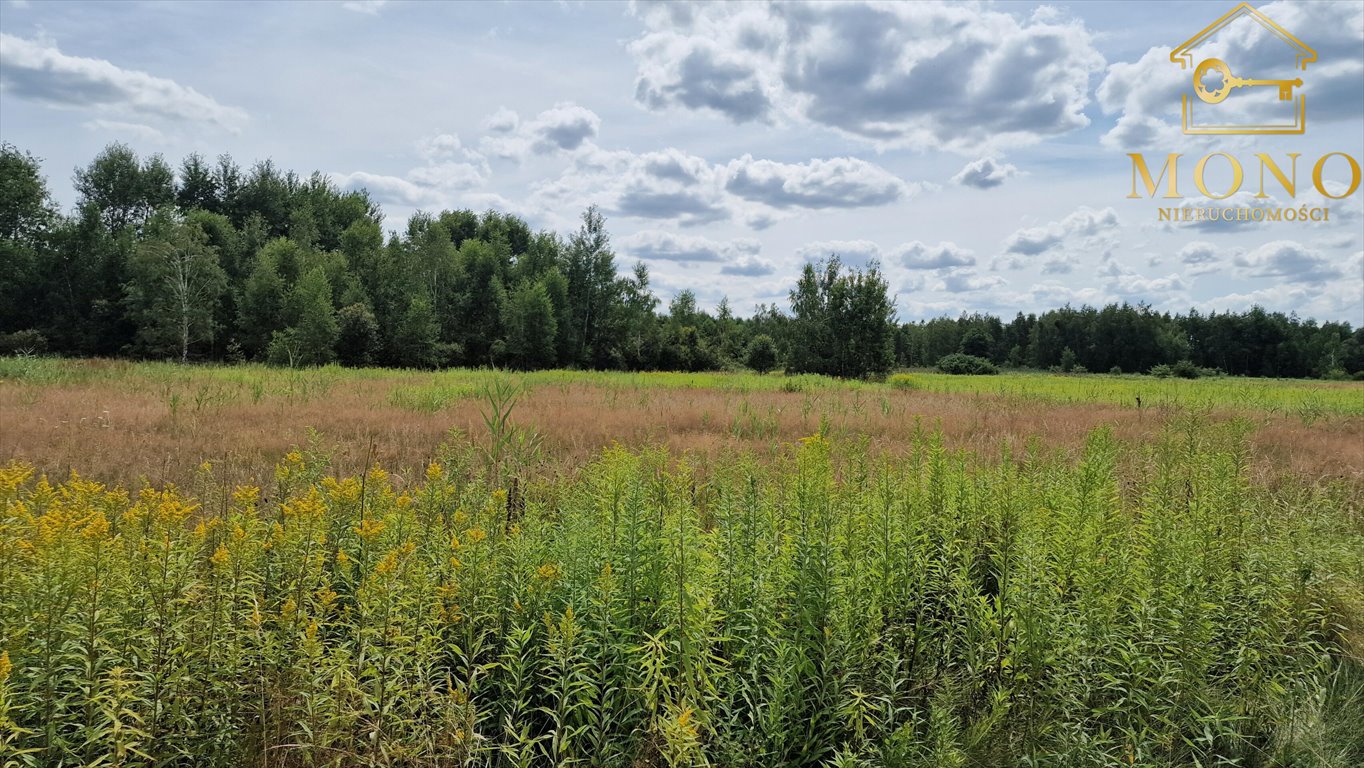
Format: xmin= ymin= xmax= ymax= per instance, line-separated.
xmin=2 ymin=142 xmax=1361 ymax=380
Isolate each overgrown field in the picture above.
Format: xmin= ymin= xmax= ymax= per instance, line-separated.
xmin=1 ymin=361 xmax=1363 ymax=766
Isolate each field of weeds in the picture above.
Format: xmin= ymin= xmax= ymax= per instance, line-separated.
xmin=1 ymin=360 xmax=1362 ymax=766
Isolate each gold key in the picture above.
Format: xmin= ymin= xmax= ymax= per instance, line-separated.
xmin=1193 ymin=58 xmax=1301 ymax=104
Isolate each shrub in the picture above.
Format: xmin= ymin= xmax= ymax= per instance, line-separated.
xmin=1172 ymin=359 xmax=1200 ymax=379
xmin=936 ymin=353 xmax=998 ymax=375
xmin=0 ymin=329 xmax=47 ymax=356
xmin=745 ymin=334 xmax=779 ymax=374
xmin=1109 ymin=365 xmax=1123 ymax=375
xmin=887 ymin=373 xmax=918 ymax=390
xmin=336 ymin=303 xmax=379 ymax=367
xmin=1150 ymin=363 xmax=1174 ymax=379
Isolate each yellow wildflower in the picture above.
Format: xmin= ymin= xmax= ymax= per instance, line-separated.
xmin=198 ymin=461 xmax=213 ymax=474
xmin=464 ymin=527 xmax=487 ymax=544
xmin=354 ymin=517 xmax=386 ymax=541
xmin=336 ymin=549 xmax=351 ymax=565
xmin=425 ymin=462 xmax=444 ymax=482
xmin=82 ymin=511 xmax=110 ymax=541
xmin=233 ymin=485 xmax=260 ymax=508
xmin=210 ymin=544 xmax=230 ymax=568
xmin=536 ymin=563 xmax=561 ymax=581
xmin=0 ymin=650 xmax=11 ymax=682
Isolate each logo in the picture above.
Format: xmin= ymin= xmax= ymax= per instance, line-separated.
xmin=1171 ymin=2 xmax=1315 ymax=135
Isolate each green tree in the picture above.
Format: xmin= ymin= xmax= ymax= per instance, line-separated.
xmin=238 ymin=253 xmax=287 ymax=358
xmin=391 ymin=295 xmax=443 ymax=369
xmin=336 ymin=303 xmax=379 ymax=367
xmin=746 ymin=334 xmax=779 ymax=373
xmin=124 ymin=219 xmax=227 ymax=361
xmin=502 ymin=280 xmax=558 ymax=370
xmin=286 ymin=267 xmax=339 ymax=365
xmin=0 ymin=143 xmax=57 ymax=334
xmin=788 ymin=257 xmax=895 ymax=378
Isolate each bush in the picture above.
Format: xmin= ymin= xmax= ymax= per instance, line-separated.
xmin=936 ymin=353 xmax=998 ymax=375
xmin=1109 ymin=365 xmax=1123 ymax=375
xmin=745 ymin=334 xmax=779 ymax=374
xmin=887 ymin=373 xmax=918 ymax=390
xmin=0 ymin=329 xmax=48 ymax=356
xmin=336 ymin=303 xmax=379 ymax=367
xmin=1172 ymin=359 xmax=1200 ymax=379
xmin=1150 ymin=364 xmax=1174 ymax=378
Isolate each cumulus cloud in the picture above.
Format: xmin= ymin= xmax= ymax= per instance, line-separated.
xmin=1232 ymin=240 xmax=1343 ymax=283
xmin=1003 ymin=206 xmax=1120 ymax=255
xmin=939 ymin=269 xmax=1005 ymax=293
xmin=795 ymin=239 xmax=882 ymax=268
xmin=340 ymin=0 xmax=388 ymax=14
xmin=724 ymin=155 xmax=911 ymax=209
xmin=951 ymin=157 xmax=1018 ymax=189
xmin=82 ymin=118 xmax=166 ymax=144
xmin=895 ymin=241 xmax=976 ymax=269
xmin=531 ymin=146 xmax=731 ymax=227
xmin=479 ymin=103 xmax=601 ymax=160
xmin=628 ymin=2 xmax=1105 ymax=152
xmin=1097 ymin=1 xmax=1364 ymax=148
xmin=721 ymin=255 xmax=777 ymax=276
xmin=0 ymin=33 xmax=248 ymax=131
xmin=621 ymin=230 xmax=759 ymax=263
xmin=334 ymin=131 xmax=489 ymax=208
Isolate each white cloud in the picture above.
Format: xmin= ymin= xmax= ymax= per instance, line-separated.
xmin=724 ymin=155 xmax=911 ymax=209
xmin=0 ymin=33 xmax=248 ymax=131
xmin=951 ymin=157 xmax=1018 ymax=189
xmin=479 ymin=102 xmax=601 ymax=160
xmin=82 ymin=118 xmax=167 ymax=144
xmin=341 ymin=0 xmax=388 ymax=15
xmin=795 ymin=239 xmax=882 ymax=267
xmin=628 ymin=2 xmax=1105 ymax=152
xmin=895 ymin=240 xmax=976 ymax=269
xmin=1232 ymin=240 xmax=1343 ymax=284
xmin=621 ymin=230 xmax=759 ymax=263
xmin=1003 ymin=206 xmax=1120 ymax=255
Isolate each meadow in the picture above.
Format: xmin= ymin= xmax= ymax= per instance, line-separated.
xmin=1 ymin=359 xmax=1362 ymax=767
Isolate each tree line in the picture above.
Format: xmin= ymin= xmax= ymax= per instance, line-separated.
xmin=2 ymin=142 xmax=1361 ymax=380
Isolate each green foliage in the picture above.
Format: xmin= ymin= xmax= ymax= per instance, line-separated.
xmin=501 ymin=280 xmax=558 ymax=370
xmin=4 ymin=142 xmax=1362 ymax=381
xmin=123 ymin=218 xmax=227 ymax=361
xmin=936 ymin=353 xmax=998 ymax=375
xmin=788 ymin=257 xmax=896 ymax=378
xmin=746 ymin=334 xmax=779 ymax=374
xmin=281 ymin=267 xmax=338 ymax=366
xmin=335 ymin=303 xmax=379 ymax=367
xmin=1 ymin=420 xmax=1360 ymax=766
xmin=390 ymin=295 xmax=445 ymax=369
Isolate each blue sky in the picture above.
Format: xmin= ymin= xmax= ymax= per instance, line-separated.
xmin=2 ymin=0 xmax=1361 ymax=322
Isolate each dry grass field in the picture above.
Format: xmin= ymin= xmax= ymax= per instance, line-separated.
xmin=2 ymin=358 xmax=1361 ymax=491
xmin=2 ymin=358 xmax=1363 ymax=767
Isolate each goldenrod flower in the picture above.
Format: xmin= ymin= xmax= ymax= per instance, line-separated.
xmin=354 ymin=517 xmax=386 ymax=541
xmin=0 ymin=650 xmax=11 ymax=682
xmin=425 ymin=462 xmax=444 ymax=482
xmin=82 ymin=511 xmax=111 ymax=541
xmin=210 ymin=544 xmax=231 ymax=569
xmin=536 ymin=563 xmax=561 ymax=581
xmin=464 ymin=527 xmax=487 ymax=544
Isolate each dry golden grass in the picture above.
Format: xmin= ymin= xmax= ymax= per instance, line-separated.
xmin=2 ymin=361 xmax=1359 ymax=491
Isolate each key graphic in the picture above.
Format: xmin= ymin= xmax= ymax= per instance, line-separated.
xmin=1193 ymin=58 xmax=1302 ymax=104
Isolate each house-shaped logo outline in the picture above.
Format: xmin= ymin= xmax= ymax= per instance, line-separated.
xmin=1170 ymin=2 xmax=1316 ymax=135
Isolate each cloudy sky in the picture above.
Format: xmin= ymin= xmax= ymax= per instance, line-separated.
xmin=2 ymin=0 xmax=1361 ymax=322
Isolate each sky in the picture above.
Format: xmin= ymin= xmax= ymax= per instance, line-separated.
xmin=1 ymin=0 xmax=1362 ymax=323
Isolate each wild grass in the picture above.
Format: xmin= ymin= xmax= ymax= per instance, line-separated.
xmin=2 ymin=414 xmax=1362 ymax=767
